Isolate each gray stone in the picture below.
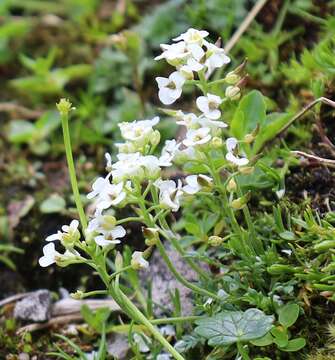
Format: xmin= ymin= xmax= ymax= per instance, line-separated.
xmin=108 ymin=334 xmax=130 ymax=359
xmin=140 ymin=246 xmax=208 ymax=316
xmin=18 ymin=354 xmax=30 ymax=360
xmin=14 ymin=289 xmax=51 ymax=322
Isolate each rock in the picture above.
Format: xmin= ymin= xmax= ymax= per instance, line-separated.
xmin=140 ymin=246 xmax=208 ymax=316
xmin=18 ymin=354 xmax=30 ymax=360
xmin=108 ymin=334 xmax=130 ymax=359
xmin=14 ymin=290 xmax=51 ymax=322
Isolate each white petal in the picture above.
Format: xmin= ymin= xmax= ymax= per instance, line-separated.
xmin=39 ymin=255 xmax=55 ymax=267
xmin=155 ymin=77 xmax=169 ymax=88
xmin=46 ymin=233 xmax=61 ymax=242
xmin=111 ymin=226 xmax=126 ymax=239
xmin=158 ymin=89 xmax=176 ymax=105
xmin=95 ymin=236 xmax=120 ymax=247
xmin=226 ymin=137 xmax=238 ymax=152
xmin=207 ymin=109 xmax=221 ymax=120
xmin=196 ymin=96 xmax=209 ymax=113
xmin=70 ymin=220 xmax=79 ymax=231
xmin=188 ymin=44 xmax=205 ymax=60
xmin=170 ymin=71 xmax=185 ymax=88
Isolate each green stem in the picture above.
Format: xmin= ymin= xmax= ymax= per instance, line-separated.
xmin=117 ymin=287 xmax=185 ymax=360
xmin=237 ymin=342 xmax=251 ymax=360
xmin=156 ymin=238 xmax=220 ymax=300
xmin=61 ymin=112 xmax=87 ymax=230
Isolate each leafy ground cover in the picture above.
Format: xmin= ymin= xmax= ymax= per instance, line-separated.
xmin=1 ymin=0 xmax=335 ymax=359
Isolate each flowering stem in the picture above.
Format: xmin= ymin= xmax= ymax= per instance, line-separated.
xmin=60 ymin=111 xmax=87 ymax=230
xmin=158 ymin=227 xmax=212 ymax=282
xmin=155 ymin=237 xmax=220 ymax=300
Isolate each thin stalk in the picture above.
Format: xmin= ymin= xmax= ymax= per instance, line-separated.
xmin=156 ymin=238 xmax=220 ymax=300
xmin=60 ymin=112 xmax=87 ymax=230
xmin=236 ymin=185 xmax=264 ymax=255
xmin=117 ymin=288 xmax=185 ymax=360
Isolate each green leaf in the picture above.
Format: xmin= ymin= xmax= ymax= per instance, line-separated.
xmin=195 ymin=308 xmax=274 ymax=346
xmin=279 ymin=231 xmax=295 ymax=241
xmin=40 ymin=194 xmax=66 ymax=214
xmin=7 ymin=120 xmax=35 ymax=143
xmin=231 ymin=90 xmax=266 ymax=139
xmin=280 ymin=338 xmax=306 ymax=352
xmin=271 ymin=327 xmax=289 ymax=348
xmin=250 ymin=332 xmax=274 ymax=346
xmin=278 ymin=304 xmax=300 ymax=328
xmin=253 ymin=112 xmax=292 ymax=153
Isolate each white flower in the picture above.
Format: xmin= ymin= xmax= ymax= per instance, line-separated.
xmin=196 ymin=93 xmax=223 ymax=120
xmin=39 ymin=243 xmax=78 ymax=267
xmin=186 ymin=44 xmax=205 ymax=72
xmin=178 ymin=65 xmax=193 ymax=80
xmin=160 ymin=325 xmax=175 ymax=337
xmin=105 ymin=152 xmax=112 ymax=171
xmin=39 ymin=243 xmax=61 ymax=267
xmin=183 ymin=127 xmax=211 ymax=147
xmin=204 ymin=42 xmax=230 ymax=74
xmin=154 ymin=41 xmax=189 ymax=66
xmin=159 ymin=140 xmax=181 ymax=166
xmin=45 ymin=219 xmax=80 ymax=247
xmin=176 ymin=112 xmax=199 ymax=128
xmin=131 ymin=251 xmax=149 ymax=270
xmin=183 ymin=174 xmax=213 ymax=194
xmin=156 ymin=71 xmax=185 ymax=105
xmin=154 ymin=179 xmax=183 ymax=212
xmin=96 ymin=182 xmax=126 ymax=210
xmin=87 ymin=176 xmax=111 ymax=200
xmin=111 ymin=152 xmax=144 ymax=183
xmin=198 ymin=117 xmax=227 ymax=129
xmin=95 ymin=225 xmax=126 ymax=247
xmin=173 ymin=28 xmax=209 ymax=45
xmin=225 ymin=137 xmax=249 ymax=166
xmin=141 ymin=155 xmax=162 ymax=179
xmin=119 ymin=117 xmax=159 ymax=144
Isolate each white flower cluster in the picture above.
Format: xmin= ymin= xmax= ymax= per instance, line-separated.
xmin=155 ymin=28 xmax=230 ymax=105
xmin=40 ymin=28 xmax=249 ymax=270
xmin=155 ymin=28 xmax=248 ymax=167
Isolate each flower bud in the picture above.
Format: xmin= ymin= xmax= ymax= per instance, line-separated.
xmin=56 ymin=98 xmax=75 ymax=116
xmin=211 ymin=136 xmax=223 ymax=148
xmin=115 ymin=251 xmax=123 ymax=271
xmin=239 ymin=166 xmax=254 ymax=175
xmin=244 ymin=124 xmax=259 ymax=144
xmin=231 ymin=191 xmax=251 ymax=210
xmin=197 ymin=174 xmax=213 ymax=189
xmin=208 ymin=235 xmax=224 ymax=247
xmin=150 ymin=130 xmax=161 ymax=147
xmin=143 ymin=227 xmax=159 ymax=246
xmin=131 ymin=251 xmax=149 ymax=270
xmin=225 ymin=86 xmax=241 ymax=100
xmin=224 ymin=71 xmax=241 ymax=85
xmin=227 ymin=178 xmax=237 ymax=192
xmin=71 ymin=290 xmax=84 ymax=300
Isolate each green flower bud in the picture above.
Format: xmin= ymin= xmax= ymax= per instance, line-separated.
xmin=225 ymin=86 xmax=241 ymax=100
xmin=208 ymin=235 xmax=224 ymax=247
xmin=231 ymin=191 xmax=251 ymax=210
xmin=71 ymin=290 xmax=84 ymax=300
xmin=150 ymin=130 xmax=161 ymax=147
xmin=224 ymin=71 xmax=241 ymax=85
xmin=239 ymin=166 xmax=254 ymax=175
xmin=227 ymin=178 xmax=237 ymax=192
xmin=211 ymin=136 xmax=223 ymax=148
xmin=115 ymin=251 xmax=123 ymax=271
xmin=143 ymin=227 xmax=159 ymax=246
xmin=56 ymin=98 xmax=74 ymax=116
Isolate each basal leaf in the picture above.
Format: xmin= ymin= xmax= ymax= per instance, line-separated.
xmin=195 ymin=308 xmax=274 ymax=346
xmin=231 ymin=90 xmax=266 ymax=140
